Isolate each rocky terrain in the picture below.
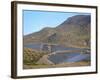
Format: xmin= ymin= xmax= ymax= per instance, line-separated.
xmin=23 ymin=15 xmax=91 ymax=69
xmin=24 ymin=15 xmax=90 ymax=48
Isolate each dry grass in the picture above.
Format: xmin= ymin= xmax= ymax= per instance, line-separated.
xmin=23 ymin=61 xmax=90 ymax=69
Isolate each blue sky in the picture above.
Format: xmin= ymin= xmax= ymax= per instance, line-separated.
xmin=23 ymin=10 xmax=90 ymax=35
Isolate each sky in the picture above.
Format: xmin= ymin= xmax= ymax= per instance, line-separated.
xmin=23 ymin=10 xmax=90 ymax=35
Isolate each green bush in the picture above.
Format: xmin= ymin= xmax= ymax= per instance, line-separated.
xmin=23 ymin=48 xmax=48 ymax=65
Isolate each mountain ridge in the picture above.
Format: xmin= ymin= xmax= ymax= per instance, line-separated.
xmin=24 ymin=15 xmax=91 ymax=48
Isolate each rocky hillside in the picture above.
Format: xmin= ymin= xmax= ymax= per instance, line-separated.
xmin=24 ymin=15 xmax=91 ymax=48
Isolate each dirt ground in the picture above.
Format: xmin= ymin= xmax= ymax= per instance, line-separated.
xmin=23 ymin=61 xmax=90 ymax=69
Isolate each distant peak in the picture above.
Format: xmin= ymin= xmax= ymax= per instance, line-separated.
xmin=41 ymin=27 xmax=54 ymax=31
xmin=57 ymin=15 xmax=91 ymax=27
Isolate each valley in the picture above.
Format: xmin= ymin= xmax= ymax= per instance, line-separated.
xmin=23 ymin=15 xmax=91 ymax=69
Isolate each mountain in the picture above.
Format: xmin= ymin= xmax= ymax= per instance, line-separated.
xmin=24 ymin=15 xmax=91 ymax=48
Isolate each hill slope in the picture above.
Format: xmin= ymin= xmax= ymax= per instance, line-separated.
xmin=24 ymin=15 xmax=91 ymax=48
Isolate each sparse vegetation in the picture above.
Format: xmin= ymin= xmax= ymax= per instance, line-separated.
xmin=24 ymin=15 xmax=90 ymax=48
xmin=23 ymin=48 xmax=48 ymax=65
xmin=23 ymin=15 xmax=91 ymax=69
